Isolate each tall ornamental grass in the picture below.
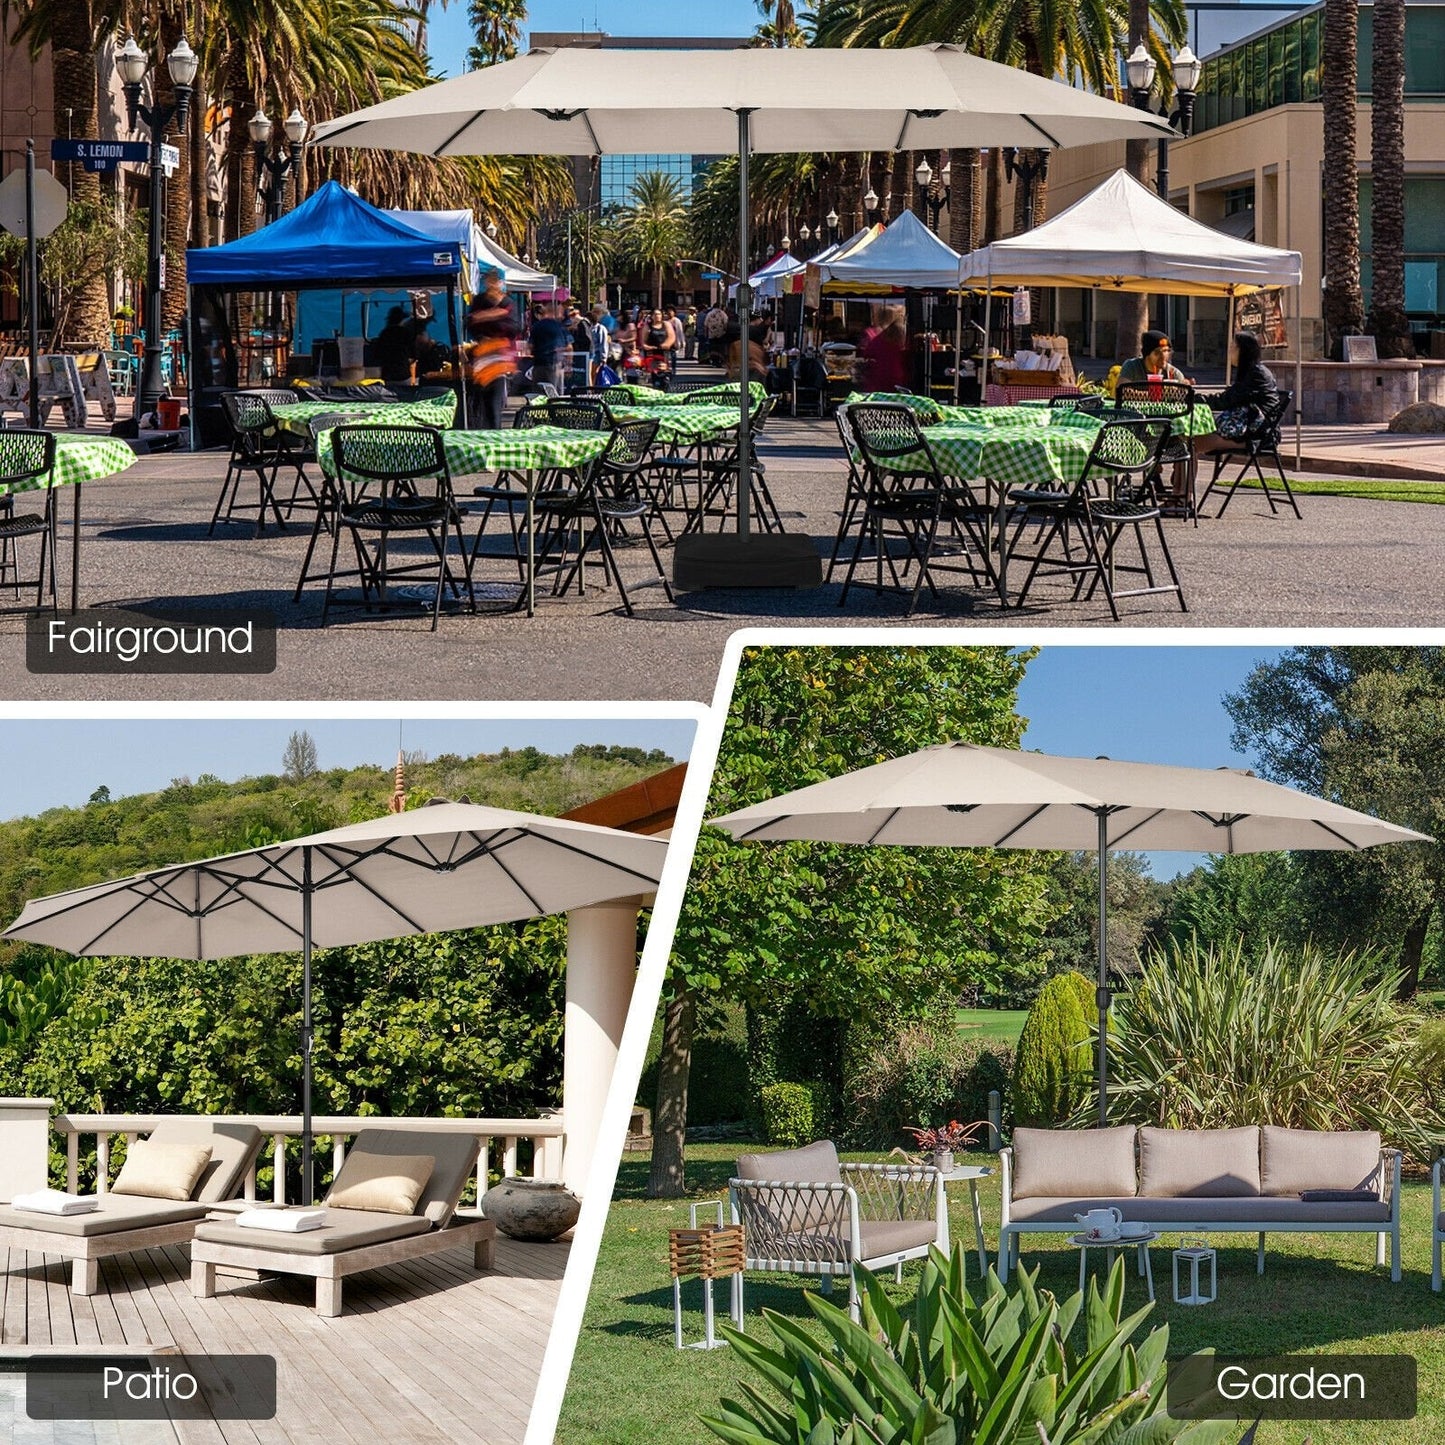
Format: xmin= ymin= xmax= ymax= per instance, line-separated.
xmin=1100 ymin=937 xmax=1442 ymax=1159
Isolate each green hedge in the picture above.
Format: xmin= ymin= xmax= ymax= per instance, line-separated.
xmin=1012 ymin=971 xmax=1096 ymax=1128
xmin=759 ymin=1080 xmax=830 ymax=1148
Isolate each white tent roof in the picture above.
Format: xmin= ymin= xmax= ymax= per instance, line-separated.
xmin=728 ymin=248 xmax=805 ymax=300
xmin=956 ymin=168 xmax=1303 ymax=297
xmin=812 ymin=210 xmax=963 ymax=290
xmin=472 ymin=225 xmax=557 ymax=292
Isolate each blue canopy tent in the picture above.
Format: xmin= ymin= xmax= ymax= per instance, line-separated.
xmin=186 ymin=181 xmax=466 ymax=443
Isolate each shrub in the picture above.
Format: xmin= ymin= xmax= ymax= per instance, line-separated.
xmin=703 ymin=1250 xmax=1237 ymax=1445
xmin=637 ymin=996 xmax=750 ymax=1127
xmin=759 ymin=1080 xmax=829 ymax=1147
xmin=844 ymin=1023 xmax=1012 ymax=1150
xmin=1012 ymin=970 xmax=1095 ymax=1127
xmin=1107 ymin=936 xmax=1444 ymax=1157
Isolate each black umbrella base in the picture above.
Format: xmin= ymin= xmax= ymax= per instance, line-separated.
xmin=673 ymin=532 xmax=823 ymax=591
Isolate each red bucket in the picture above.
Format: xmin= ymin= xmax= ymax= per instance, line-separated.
xmin=156 ymin=397 xmax=182 ymax=430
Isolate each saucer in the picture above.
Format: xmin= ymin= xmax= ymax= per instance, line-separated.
xmin=1118 ymin=1225 xmax=1150 ymax=1239
xmin=1087 ymin=1230 xmax=1121 ymax=1243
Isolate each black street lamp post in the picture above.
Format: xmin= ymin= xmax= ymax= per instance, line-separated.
xmin=117 ymin=33 xmax=197 ymax=412
xmin=1003 ymin=148 xmax=1049 ymax=231
xmin=250 ymin=108 xmax=308 ymax=224
xmin=1126 ymin=44 xmax=1201 ymax=201
xmin=915 ymin=155 xmax=951 ymax=231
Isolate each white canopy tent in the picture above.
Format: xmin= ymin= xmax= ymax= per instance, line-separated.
xmin=811 ymin=209 xmax=964 ymax=290
xmin=729 ymin=249 xmax=806 ymax=301
xmin=470 ymin=223 xmax=558 ymax=293
xmin=957 ymin=169 xmax=1306 ymax=459
xmin=312 ymin=43 xmax=1173 ymax=584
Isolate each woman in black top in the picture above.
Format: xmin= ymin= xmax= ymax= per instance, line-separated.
xmin=1197 ymin=331 xmax=1280 ymax=456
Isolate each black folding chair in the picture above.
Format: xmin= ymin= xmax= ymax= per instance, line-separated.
xmin=826 ymin=404 xmax=869 ymax=582
xmin=533 ymin=418 xmax=671 ymax=616
xmin=292 ymin=411 xmax=358 ymax=602
xmin=840 ymin=402 xmax=993 ymax=616
xmin=1200 ymin=389 xmax=1299 ymax=519
xmin=0 ymin=429 xmax=58 ymax=612
xmin=1007 ymin=415 xmax=1186 ymax=620
xmin=321 ymin=425 xmax=472 ymax=630
xmin=683 ymin=395 xmax=784 ymax=535
xmin=1116 ymin=381 xmax=1198 ymax=523
xmin=212 ymin=391 xmax=294 ymax=535
xmin=1049 ymin=394 xmax=1106 ymax=415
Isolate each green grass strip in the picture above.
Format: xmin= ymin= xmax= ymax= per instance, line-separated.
xmin=1232 ymin=476 xmax=1445 ymax=503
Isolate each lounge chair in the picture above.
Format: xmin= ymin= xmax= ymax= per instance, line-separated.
xmin=0 ymin=1118 xmax=264 ymax=1296
xmin=189 ymin=1127 xmax=496 ymax=1317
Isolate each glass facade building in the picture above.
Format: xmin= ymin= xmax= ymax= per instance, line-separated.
xmin=598 ymin=154 xmax=719 ymax=210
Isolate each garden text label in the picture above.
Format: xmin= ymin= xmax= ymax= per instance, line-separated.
xmin=1168 ymin=1354 xmax=1416 ymax=1420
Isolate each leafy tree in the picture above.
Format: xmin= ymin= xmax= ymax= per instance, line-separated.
xmin=88 ymin=786 xmax=111 ymax=806
xmin=467 ymin=0 xmax=524 ymax=68
xmin=1162 ymin=852 xmax=1303 ymax=956
xmin=1226 ymin=647 xmax=1445 ymax=996
xmin=651 ymin=646 xmax=1061 ymax=1196
xmin=282 ymin=729 xmax=320 ymax=781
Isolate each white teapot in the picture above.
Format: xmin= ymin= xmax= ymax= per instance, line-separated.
xmin=1074 ymin=1207 xmax=1123 ymax=1236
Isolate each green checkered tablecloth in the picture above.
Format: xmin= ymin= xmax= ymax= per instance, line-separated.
xmin=936 ymin=404 xmax=1052 ymax=428
xmin=1018 ymin=398 xmax=1218 ymax=437
xmin=605 ymin=381 xmax=767 ymax=409
xmin=272 ymin=394 xmax=458 ymax=434
xmin=884 ymin=422 xmax=1099 ymax=492
xmin=1 ymin=434 xmax=137 ymax=495
xmin=316 ymin=424 xmax=609 ymax=480
xmin=606 ymin=403 xmax=738 ymax=443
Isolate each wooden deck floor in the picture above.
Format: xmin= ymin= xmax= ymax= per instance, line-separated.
xmin=0 ymin=1233 xmax=568 ymax=1444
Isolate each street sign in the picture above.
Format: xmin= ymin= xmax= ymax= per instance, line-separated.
xmin=701 ymin=271 xmax=723 ymax=281
xmin=51 ymin=138 xmax=150 ymax=172
xmin=0 ymin=168 xmax=67 ymax=239
xmin=160 ymin=144 xmax=180 ymax=176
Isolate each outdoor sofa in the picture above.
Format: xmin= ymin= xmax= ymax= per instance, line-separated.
xmin=729 ymin=1139 xmax=947 ymax=1322
xmin=189 ymin=1126 xmax=496 ymax=1317
xmin=1000 ymin=1125 xmax=1401 ymax=1282
xmin=0 ymin=1118 xmax=264 ymax=1296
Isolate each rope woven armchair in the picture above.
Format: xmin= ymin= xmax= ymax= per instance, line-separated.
xmin=729 ymin=1140 xmax=947 ymax=1323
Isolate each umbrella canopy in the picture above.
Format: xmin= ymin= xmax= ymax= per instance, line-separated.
xmin=5 ymin=801 xmax=667 ymax=1199
xmin=710 ymin=742 xmax=1428 ymax=1123
xmin=313 ymin=45 xmax=1172 ymax=550
xmin=956 ymin=168 xmax=1303 ymax=296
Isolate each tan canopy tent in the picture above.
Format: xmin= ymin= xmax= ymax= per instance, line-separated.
xmin=957 ymin=169 xmax=1305 ymax=459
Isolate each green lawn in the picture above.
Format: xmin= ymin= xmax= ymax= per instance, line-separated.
xmin=956 ymin=1007 xmax=1028 ymax=1044
xmin=1236 ymin=476 xmax=1445 ymax=503
xmin=557 ymin=1142 xmax=1445 ymax=1445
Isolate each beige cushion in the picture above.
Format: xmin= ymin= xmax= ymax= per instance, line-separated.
xmin=326 ymin=1150 xmax=434 ymax=1216
xmin=1260 ymin=1126 xmax=1381 ymax=1197
xmin=736 ymin=1140 xmax=842 ymax=1187
xmin=735 ymin=1141 xmax=846 ymax=1236
xmin=0 ymin=1195 xmax=207 ymax=1237
xmin=341 ymin=1128 xmax=481 ymax=1227
xmin=144 ymin=1120 xmax=263 ymax=1203
xmin=111 ymin=1141 xmax=213 ymax=1202
xmin=194 ymin=1208 xmax=431 ymax=1255
xmin=1009 ymin=1194 xmax=1390 ymax=1225
xmin=1138 ymin=1127 xmax=1260 ymax=1197
xmin=1011 ymin=1127 xmax=1137 ymax=1199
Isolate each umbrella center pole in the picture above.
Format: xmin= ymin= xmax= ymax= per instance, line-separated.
xmin=736 ymin=107 xmax=754 ymax=541
xmin=302 ymin=848 xmax=314 ymax=1207
xmin=1096 ymin=812 xmax=1111 ymax=1128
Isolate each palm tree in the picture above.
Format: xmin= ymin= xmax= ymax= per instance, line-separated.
xmin=1321 ymin=0 xmax=1365 ymax=355
xmin=467 ymin=0 xmax=523 ymax=68
xmin=3 ymin=0 xmax=114 ymax=344
xmin=1367 ymin=0 xmax=1413 ymax=358
xmin=617 ymin=171 xmax=688 ymax=309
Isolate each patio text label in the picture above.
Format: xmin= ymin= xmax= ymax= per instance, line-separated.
xmin=1168 ymin=1353 xmax=1417 ymax=1420
xmin=27 ymin=609 xmax=278 ymax=674
xmin=26 ymin=1354 xmax=278 ymax=1420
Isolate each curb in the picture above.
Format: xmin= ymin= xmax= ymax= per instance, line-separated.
xmin=1293 ymin=453 xmax=1445 ymax=483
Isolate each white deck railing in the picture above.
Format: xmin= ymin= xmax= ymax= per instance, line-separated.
xmin=52 ymin=1111 xmax=565 ymax=1205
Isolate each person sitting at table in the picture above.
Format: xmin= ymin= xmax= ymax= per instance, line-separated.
xmin=726 ymin=319 xmax=769 ymax=384
xmin=1116 ymin=329 xmax=1192 ymax=388
xmin=860 ymin=306 xmax=908 ymax=393
xmin=1194 ymin=330 xmax=1280 ymax=457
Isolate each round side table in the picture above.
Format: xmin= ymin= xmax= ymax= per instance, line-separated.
xmin=1067 ymin=1231 xmax=1157 ymax=1300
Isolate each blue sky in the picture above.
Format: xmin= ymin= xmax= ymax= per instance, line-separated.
xmin=0 ymin=717 xmax=696 ymax=822
xmin=1016 ymin=644 xmax=1284 ymax=878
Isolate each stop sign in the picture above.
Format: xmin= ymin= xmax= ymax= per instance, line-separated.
xmin=0 ymin=168 xmax=69 ymax=240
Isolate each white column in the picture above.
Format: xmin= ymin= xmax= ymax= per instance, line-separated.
xmin=0 ymin=1098 xmax=53 ymax=1201
xmin=562 ymin=900 xmax=642 ymax=1196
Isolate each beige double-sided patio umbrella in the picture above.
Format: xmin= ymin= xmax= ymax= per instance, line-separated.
xmin=4 ymin=801 xmax=667 ymax=1201
xmin=709 ymin=742 xmax=1428 ymax=1125
xmin=310 ymin=44 xmax=1173 ymax=588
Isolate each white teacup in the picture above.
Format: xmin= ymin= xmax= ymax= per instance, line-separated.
xmin=1118 ymin=1221 xmax=1150 ymax=1238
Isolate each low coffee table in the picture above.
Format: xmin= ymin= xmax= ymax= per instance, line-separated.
xmin=1067 ymin=1230 xmax=1158 ymax=1300
xmin=937 ymin=1166 xmax=992 ymax=1276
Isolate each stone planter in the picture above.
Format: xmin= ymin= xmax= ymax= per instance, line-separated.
xmin=481 ymin=1177 xmax=581 ymax=1242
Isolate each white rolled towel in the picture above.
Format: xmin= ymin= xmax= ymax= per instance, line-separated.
xmin=12 ymin=1189 xmax=100 ymax=1216
xmin=234 ymin=1208 xmax=329 ymax=1233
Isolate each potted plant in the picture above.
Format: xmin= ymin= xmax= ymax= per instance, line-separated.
xmin=904 ymin=1118 xmax=984 ymax=1174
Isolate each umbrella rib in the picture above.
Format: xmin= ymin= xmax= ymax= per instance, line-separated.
xmin=1107 ymin=808 xmax=1167 ymax=849
xmin=489 ymin=828 xmax=662 ymax=891
xmin=991 ymin=803 xmax=1055 ymax=846
xmin=487 ymin=849 xmax=547 ymax=914
xmin=310 ymin=845 xmax=430 ymax=934
xmin=730 ymin=816 xmax=783 ymax=842
xmin=1309 ymin=818 xmax=1367 ymax=850
xmin=71 ymin=881 xmax=192 ymax=955
xmin=1022 ymin=116 xmax=1063 ymax=148
xmin=864 ymin=808 xmax=901 ymax=845
xmin=435 ymin=112 xmax=485 ymax=156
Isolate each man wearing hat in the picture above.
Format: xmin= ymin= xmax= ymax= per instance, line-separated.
xmin=1117 ymin=329 xmax=1192 ymax=386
